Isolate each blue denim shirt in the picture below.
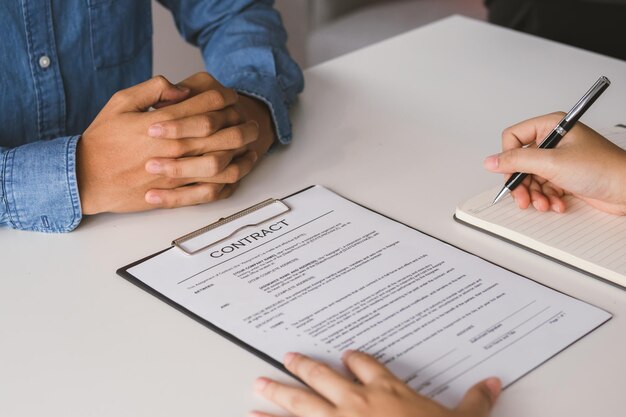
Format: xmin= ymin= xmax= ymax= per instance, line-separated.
xmin=0 ymin=0 xmax=303 ymax=233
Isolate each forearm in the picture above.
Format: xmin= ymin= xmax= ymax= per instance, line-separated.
xmin=0 ymin=136 xmax=82 ymax=232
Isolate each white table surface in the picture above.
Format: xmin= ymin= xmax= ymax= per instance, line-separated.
xmin=1 ymin=16 xmax=625 ymax=417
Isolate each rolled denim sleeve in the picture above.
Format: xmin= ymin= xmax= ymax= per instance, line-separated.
xmin=158 ymin=0 xmax=304 ymax=144
xmin=0 ymin=136 xmax=82 ymax=233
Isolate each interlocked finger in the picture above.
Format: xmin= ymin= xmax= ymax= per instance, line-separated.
xmin=151 ymin=87 xmax=238 ymax=122
xmin=175 ymin=72 xmax=224 ymax=95
xmin=148 ymin=107 xmax=244 ymax=139
xmin=146 ymin=150 xmax=236 ymax=179
xmin=176 ymin=121 xmax=260 ymax=156
xmin=198 ymin=150 xmax=258 ymax=184
xmin=145 ymin=183 xmax=237 ymax=208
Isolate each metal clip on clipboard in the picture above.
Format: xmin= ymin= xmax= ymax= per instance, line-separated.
xmin=172 ymin=198 xmax=291 ymax=256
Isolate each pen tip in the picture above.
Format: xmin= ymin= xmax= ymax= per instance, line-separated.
xmin=492 ymin=187 xmax=509 ymax=205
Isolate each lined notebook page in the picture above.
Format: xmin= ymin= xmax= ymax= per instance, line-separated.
xmin=456 ymin=127 xmax=626 ymax=288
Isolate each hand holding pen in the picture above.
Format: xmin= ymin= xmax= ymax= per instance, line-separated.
xmin=490 ymin=76 xmax=611 ymax=206
xmin=483 ymin=76 xmax=626 ymax=215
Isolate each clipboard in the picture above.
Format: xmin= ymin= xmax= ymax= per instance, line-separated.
xmin=116 ymin=186 xmax=316 ymax=375
xmin=116 ymin=185 xmax=611 ymax=402
xmin=173 ymin=198 xmax=291 ymax=256
xmin=116 ymin=184 xmax=466 ymax=377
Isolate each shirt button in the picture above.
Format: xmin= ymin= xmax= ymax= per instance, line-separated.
xmin=39 ymin=55 xmax=51 ymax=69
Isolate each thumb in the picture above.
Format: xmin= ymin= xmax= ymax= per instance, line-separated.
xmin=455 ymin=377 xmax=501 ymax=417
xmin=484 ymin=147 xmax=555 ymax=179
xmin=111 ymin=75 xmax=190 ymax=112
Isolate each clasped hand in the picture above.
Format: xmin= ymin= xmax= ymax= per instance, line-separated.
xmin=77 ymin=72 xmax=274 ymax=214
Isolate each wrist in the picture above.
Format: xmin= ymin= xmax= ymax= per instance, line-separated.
xmin=239 ymin=95 xmax=276 ymax=154
xmin=76 ymin=134 xmax=103 ymax=215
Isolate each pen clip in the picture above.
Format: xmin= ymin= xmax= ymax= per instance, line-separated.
xmin=564 ymin=76 xmax=611 ymax=124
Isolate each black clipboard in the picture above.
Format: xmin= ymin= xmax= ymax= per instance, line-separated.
xmin=117 ymin=185 xmax=316 ymax=376
xmin=117 ymin=185 xmax=611 ymax=387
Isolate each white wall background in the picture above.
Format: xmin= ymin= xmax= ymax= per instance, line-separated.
xmin=151 ymin=0 xmax=309 ymax=82
xmin=151 ymin=0 xmax=486 ymax=81
xmin=152 ymin=1 xmax=205 ymax=82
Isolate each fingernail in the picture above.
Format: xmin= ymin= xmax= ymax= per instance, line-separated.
xmin=532 ymin=201 xmax=540 ymax=210
xmin=176 ymin=85 xmax=190 ymax=93
xmin=146 ymin=160 xmax=162 ymax=174
xmin=148 ymin=125 xmax=163 ymax=138
xmin=553 ymin=204 xmax=562 ymax=213
xmin=251 ymin=151 xmax=258 ymax=163
xmin=284 ymin=352 xmax=297 ymax=367
xmin=484 ymin=377 xmax=502 ymax=401
xmin=483 ymin=154 xmax=499 ymax=170
xmin=254 ymin=378 xmax=269 ymax=393
xmin=145 ymin=193 xmax=162 ymax=205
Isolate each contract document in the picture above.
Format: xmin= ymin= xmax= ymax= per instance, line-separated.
xmin=119 ymin=186 xmax=611 ymax=407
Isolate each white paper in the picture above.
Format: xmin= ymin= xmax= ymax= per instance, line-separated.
xmin=128 ymin=186 xmax=610 ymax=407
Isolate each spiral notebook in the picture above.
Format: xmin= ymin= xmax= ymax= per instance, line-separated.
xmin=455 ymin=126 xmax=626 ymax=289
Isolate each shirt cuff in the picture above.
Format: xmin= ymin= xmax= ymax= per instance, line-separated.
xmin=226 ymin=72 xmax=295 ymax=145
xmin=1 ymin=136 xmax=82 ymax=233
